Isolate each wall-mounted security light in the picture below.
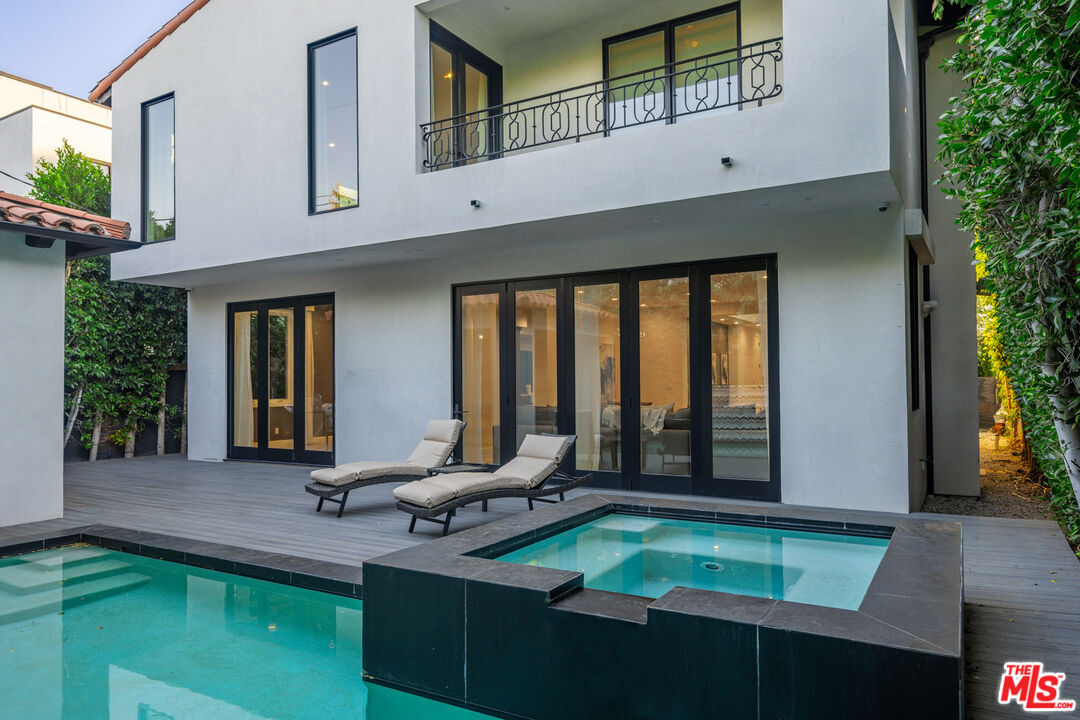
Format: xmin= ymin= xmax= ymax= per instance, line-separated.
xmin=470 ymin=199 xmax=482 ymax=209
xmin=720 ymin=156 xmax=733 ymax=168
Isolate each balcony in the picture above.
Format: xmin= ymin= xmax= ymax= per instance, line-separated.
xmin=420 ymin=38 xmax=783 ymax=171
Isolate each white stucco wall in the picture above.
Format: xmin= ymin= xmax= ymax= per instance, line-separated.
xmin=0 ymin=232 xmax=65 ymax=527
xmin=0 ymin=109 xmax=33 ymax=195
xmin=0 ymin=107 xmax=111 ymax=196
xmin=108 ymin=0 xmax=904 ymax=285
xmin=925 ymin=30 xmax=979 ymax=496
xmin=186 ymin=206 xmax=913 ymax=513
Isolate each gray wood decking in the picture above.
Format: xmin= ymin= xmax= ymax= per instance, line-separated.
xmin=1 ymin=456 xmax=1077 ymax=719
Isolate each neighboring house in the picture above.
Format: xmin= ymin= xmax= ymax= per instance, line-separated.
xmin=100 ymin=0 xmax=978 ymax=514
xmin=0 ymin=72 xmax=112 ymax=195
xmin=0 ymin=192 xmax=139 ymax=527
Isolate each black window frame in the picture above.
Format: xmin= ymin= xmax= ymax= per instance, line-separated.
xmin=909 ymin=245 xmax=921 ymax=410
xmin=601 ymin=2 xmax=743 ymax=127
xmin=226 ymin=293 xmax=336 ymax=466
xmin=307 ymin=27 xmax=359 ymax=216
xmin=429 ymin=21 xmax=504 ymax=166
xmin=451 ymin=254 xmax=780 ymax=502
xmin=140 ymin=92 xmax=176 ymax=243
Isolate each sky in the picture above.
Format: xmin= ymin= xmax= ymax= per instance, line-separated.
xmin=0 ymin=0 xmax=192 ymax=99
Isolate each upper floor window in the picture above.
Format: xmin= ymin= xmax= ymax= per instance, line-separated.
xmin=142 ymin=94 xmax=175 ymax=242
xmin=604 ymin=5 xmax=740 ymax=128
xmin=308 ymin=29 xmax=358 ymax=213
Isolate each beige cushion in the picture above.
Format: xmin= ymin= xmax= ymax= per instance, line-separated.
xmin=310 ymin=460 xmax=427 ymax=487
xmin=494 ymin=457 xmax=557 ymax=488
xmin=424 ymin=419 xmax=464 ymax=444
xmin=517 ymin=434 xmax=573 ymax=463
xmin=407 ymin=440 xmax=455 ymax=468
xmin=394 ymin=479 xmax=457 ymax=508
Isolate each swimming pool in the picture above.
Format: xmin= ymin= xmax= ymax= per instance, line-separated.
xmin=495 ymin=513 xmax=890 ymax=609
xmin=0 ymin=546 xmax=486 ymax=719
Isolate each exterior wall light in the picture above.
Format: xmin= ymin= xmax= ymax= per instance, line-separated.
xmin=471 ymin=199 xmax=482 ymax=208
xmin=721 ymin=156 xmax=733 ymax=168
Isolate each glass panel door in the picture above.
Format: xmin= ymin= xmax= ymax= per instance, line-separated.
xmin=606 ymin=30 xmax=667 ymax=131
xmin=574 ymin=281 xmax=621 ymax=473
xmin=459 ymin=290 xmax=502 ymax=464
xmin=228 ymin=295 xmax=334 ymax=464
xmin=463 ymin=62 xmax=493 ymax=163
xmin=514 ymin=286 xmax=559 ymax=449
xmin=304 ymin=303 xmax=334 ymax=453
xmin=266 ymin=306 xmax=296 ymax=453
xmin=637 ymin=274 xmax=691 ymax=479
xmin=232 ymin=310 xmax=259 ymax=450
xmin=430 ymin=24 xmax=502 ymax=166
xmin=673 ymin=10 xmax=739 ymax=115
xmin=709 ymin=270 xmax=769 ymax=481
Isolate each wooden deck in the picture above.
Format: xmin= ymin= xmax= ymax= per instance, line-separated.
xmin=2 ymin=456 xmax=1077 ymax=719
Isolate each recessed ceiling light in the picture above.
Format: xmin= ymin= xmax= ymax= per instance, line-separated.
xmin=321 ymin=80 xmax=329 ymax=86
xmin=328 ymin=142 xmax=336 ymax=147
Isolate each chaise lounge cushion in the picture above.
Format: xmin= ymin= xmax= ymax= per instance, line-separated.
xmin=406 ymin=419 xmax=465 ymax=467
xmin=394 ymin=472 xmax=518 ymax=508
xmin=311 ymin=460 xmax=429 ymax=487
xmin=310 ymin=419 xmax=465 ymax=487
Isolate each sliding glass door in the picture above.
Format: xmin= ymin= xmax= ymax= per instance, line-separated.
xmin=228 ymin=294 xmax=334 ymax=465
xmin=453 ymin=257 xmax=778 ymax=500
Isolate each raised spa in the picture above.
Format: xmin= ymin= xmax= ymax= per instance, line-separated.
xmin=495 ymin=513 xmax=890 ymax=609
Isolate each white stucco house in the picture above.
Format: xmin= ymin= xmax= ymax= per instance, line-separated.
xmin=0 ymin=71 xmax=112 ymax=196
xmin=100 ymin=0 xmax=978 ymax=514
xmin=0 ymin=193 xmax=138 ymax=527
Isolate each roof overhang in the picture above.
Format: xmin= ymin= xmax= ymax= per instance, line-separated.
xmin=2 ymin=220 xmax=143 ymax=260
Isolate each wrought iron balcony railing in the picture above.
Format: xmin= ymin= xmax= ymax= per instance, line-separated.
xmin=420 ymin=37 xmax=782 ymax=171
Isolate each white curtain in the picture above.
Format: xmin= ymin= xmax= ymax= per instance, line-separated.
xmin=575 ymin=302 xmax=601 ymax=470
xmin=233 ymin=315 xmax=254 ymax=446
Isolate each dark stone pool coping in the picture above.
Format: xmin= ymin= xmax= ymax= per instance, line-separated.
xmin=0 ymin=524 xmax=363 ymax=598
xmin=363 ymin=493 xmax=965 ymax=720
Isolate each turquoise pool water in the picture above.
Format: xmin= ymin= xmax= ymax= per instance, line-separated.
xmin=0 ymin=546 xmax=486 ymax=719
xmin=497 ymin=514 xmax=890 ymax=610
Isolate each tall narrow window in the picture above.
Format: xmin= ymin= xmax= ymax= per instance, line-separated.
xmin=309 ymin=30 xmax=358 ymax=213
xmin=142 ymin=94 xmax=175 ymax=242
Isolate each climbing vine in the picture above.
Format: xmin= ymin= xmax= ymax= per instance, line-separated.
xmin=937 ymin=0 xmax=1080 ymax=544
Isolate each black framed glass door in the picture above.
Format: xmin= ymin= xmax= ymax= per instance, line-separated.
xmin=452 ymin=256 xmax=779 ymax=501
xmin=430 ymin=22 xmax=503 ymax=166
xmin=228 ymin=294 xmax=334 ymax=465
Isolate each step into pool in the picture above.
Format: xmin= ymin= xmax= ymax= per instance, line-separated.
xmin=0 ymin=546 xmax=486 ymax=719
xmin=496 ymin=513 xmax=890 ymax=609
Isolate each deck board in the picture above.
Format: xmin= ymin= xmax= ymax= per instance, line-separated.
xmin=0 ymin=456 xmax=1076 ymax=719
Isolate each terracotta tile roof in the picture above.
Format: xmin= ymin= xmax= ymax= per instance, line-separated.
xmin=89 ymin=0 xmax=211 ymax=102
xmin=0 ymin=190 xmax=130 ymax=240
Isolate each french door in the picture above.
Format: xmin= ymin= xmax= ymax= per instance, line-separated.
xmin=228 ymin=294 xmax=334 ymax=465
xmin=453 ymin=257 xmax=779 ymax=501
xmin=430 ymin=22 xmax=503 ymax=166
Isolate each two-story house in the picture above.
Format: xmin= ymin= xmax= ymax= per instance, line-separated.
xmin=97 ymin=0 xmax=978 ymax=514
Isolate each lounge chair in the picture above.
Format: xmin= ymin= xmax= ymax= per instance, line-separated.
xmin=394 ymin=433 xmax=592 ymax=535
xmin=304 ymin=419 xmax=465 ymax=517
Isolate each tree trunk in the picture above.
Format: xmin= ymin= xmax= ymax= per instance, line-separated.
xmin=89 ymin=409 xmax=102 ymax=462
xmin=64 ymin=383 xmax=84 ymax=447
xmin=180 ymin=370 xmax=188 ymax=456
xmin=157 ymin=388 xmax=167 ymax=455
xmin=124 ymin=429 xmax=136 ymax=458
xmin=1039 ymin=332 xmax=1080 ymax=503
